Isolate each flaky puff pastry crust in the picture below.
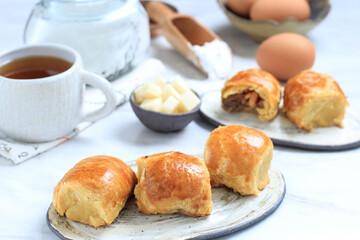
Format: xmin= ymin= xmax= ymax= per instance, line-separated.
xmin=53 ymin=155 xmax=137 ymax=227
xmin=134 ymin=151 xmax=212 ymax=216
xmin=204 ymin=125 xmax=273 ymax=195
xmin=221 ymin=69 xmax=281 ymax=121
xmin=283 ymin=70 xmax=349 ymax=132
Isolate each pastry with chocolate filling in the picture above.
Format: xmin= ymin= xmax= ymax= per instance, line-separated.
xmin=283 ymin=70 xmax=349 ymax=132
xmin=204 ymin=125 xmax=273 ymax=195
xmin=134 ymin=151 xmax=212 ymax=216
xmin=52 ymin=155 xmax=137 ymax=227
xmin=221 ymin=69 xmax=281 ymax=121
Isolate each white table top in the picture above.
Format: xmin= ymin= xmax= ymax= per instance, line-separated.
xmin=1 ymin=0 xmax=360 ymax=239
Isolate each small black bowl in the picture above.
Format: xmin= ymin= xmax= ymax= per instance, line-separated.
xmin=129 ymin=87 xmax=200 ymax=132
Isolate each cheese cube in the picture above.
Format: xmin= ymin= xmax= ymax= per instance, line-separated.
xmin=178 ymin=91 xmax=200 ymax=113
xmin=162 ymin=84 xmax=181 ymax=101
xmin=134 ymin=85 xmax=145 ymax=104
xmin=153 ymin=76 xmax=168 ymax=89
xmin=171 ymin=76 xmax=191 ymax=94
xmin=140 ymin=98 xmax=162 ymax=112
xmin=142 ymin=83 xmax=162 ymax=99
xmin=161 ymin=96 xmax=179 ymax=114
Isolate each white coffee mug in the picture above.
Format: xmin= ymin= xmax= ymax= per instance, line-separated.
xmin=0 ymin=43 xmax=117 ymax=142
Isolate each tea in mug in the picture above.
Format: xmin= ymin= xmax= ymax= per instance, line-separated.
xmin=0 ymin=56 xmax=72 ymax=79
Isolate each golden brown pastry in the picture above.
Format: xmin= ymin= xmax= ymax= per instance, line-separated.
xmin=204 ymin=125 xmax=273 ymax=195
xmin=52 ymin=155 xmax=137 ymax=227
xmin=134 ymin=151 xmax=212 ymax=216
xmin=283 ymin=70 xmax=349 ymax=132
xmin=221 ymin=69 xmax=281 ymax=121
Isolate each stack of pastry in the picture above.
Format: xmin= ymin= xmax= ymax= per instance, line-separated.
xmin=221 ymin=68 xmax=348 ymax=132
xmin=52 ymin=152 xmax=214 ymax=227
xmin=52 ymin=124 xmax=274 ymax=227
xmin=221 ymin=68 xmax=281 ymax=121
xmin=204 ymin=125 xmax=273 ymax=195
xmin=52 ymin=155 xmax=137 ymax=227
xmin=135 ymin=151 xmax=212 ymax=216
xmin=283 ymin=70 xmax=349 ymax=132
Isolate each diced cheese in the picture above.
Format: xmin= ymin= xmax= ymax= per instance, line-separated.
xmin=134 ymin=85 xmax=145 ymax=104
xmin=134 ymin=75 xmax=198 ymax=114
xmin=161 ymin=96 xmax=179 ymax=114
xmin=153 ymin=76 xmax=167 ymax=89
xmin=171 ymin=75 xmax=191 ymax=94
xmin=142 ymin=83 xmax=162 ymax=99
xmin=140 ymin=98 xmax=162 ymax=112
xmin=162 ymin=84 xmax=181 ymax=101
xmin=177 ymin=91 xmax=200 ymax=113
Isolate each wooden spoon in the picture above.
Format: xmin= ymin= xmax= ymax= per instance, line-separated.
xmin=145 ymin=1 xmax=232 ymax=78
xmin=140 ymin=1 xmax=178 ymax=37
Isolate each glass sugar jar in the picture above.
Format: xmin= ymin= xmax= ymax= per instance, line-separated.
xmin=24 ymin=0 xmax=150 ymax=80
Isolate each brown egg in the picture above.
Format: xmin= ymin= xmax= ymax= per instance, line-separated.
xmin=256 ymin=33 xmax=315 ymax=81
xmin=226 ymin=0 xmax=257 ymax=18
xmin=250 ymin=0 xmax=310 ymax=22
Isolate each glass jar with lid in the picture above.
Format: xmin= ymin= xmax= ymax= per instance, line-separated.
xmin=24 ymin=0 xmax=150 ymax=80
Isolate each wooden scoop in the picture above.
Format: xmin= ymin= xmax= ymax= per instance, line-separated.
xmin=145 ymin=1 xmax=232 ymax=78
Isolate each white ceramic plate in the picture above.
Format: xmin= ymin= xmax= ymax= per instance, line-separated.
xmin=47 ymin=159 xmax=285 ymax=240
xmin=200 ymin=91 xmax=360 ymax=151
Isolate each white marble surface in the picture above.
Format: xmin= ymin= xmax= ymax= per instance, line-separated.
xmin=0 ymin=0 xmax=360 ymax=239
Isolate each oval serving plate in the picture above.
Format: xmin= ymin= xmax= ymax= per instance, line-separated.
xmin=200 ymin=91 xmax=360 ymax=151
xmin=47 ymin=159 xmax=285 ymax=240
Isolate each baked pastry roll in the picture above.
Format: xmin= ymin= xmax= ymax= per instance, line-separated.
xmin=134 ymin=151 xmax=212 ymax=216
xmin=204 ymin=125 xmax=273 ymax=195
xmin=221 ymin=69 xmax=281 ymax=121
xmin=53 ymin=155 xmax=137 ymax=227
xmin=283 ymin=70 xmax=349 ymax=132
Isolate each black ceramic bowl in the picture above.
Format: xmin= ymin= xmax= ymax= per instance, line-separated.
xmin=130 ymin=87 xmax=200 ymax=132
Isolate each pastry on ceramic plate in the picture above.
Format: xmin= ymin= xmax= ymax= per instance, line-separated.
xmin=221 ymin=68 xmax=281 ymax=121
xmin=47 ymin=158 xmax=286 ymax=239
xmin=204 ymin=125 xmax=273 ymax=195
xmin=134 ymin=151 xmax=212 ymax=216
xmin=52 ymin=155 xmax=137 ymax=227
xmin=283 ymin=70 xmax=349 ymax=132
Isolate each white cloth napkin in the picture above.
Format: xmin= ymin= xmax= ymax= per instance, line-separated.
xmin=0 ymin=58 xmax=166 ymax=164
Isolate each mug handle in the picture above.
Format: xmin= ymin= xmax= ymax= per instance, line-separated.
xmin=80 ymin=70 xmax=117 ymax=122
